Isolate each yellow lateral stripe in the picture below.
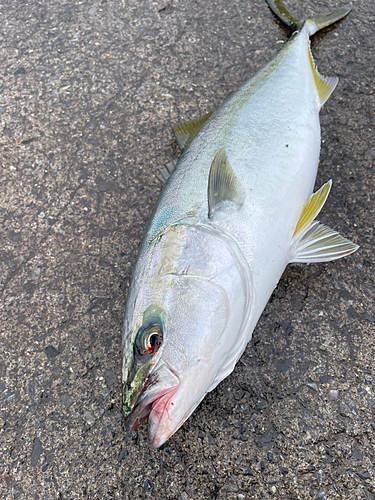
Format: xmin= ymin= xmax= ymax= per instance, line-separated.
xmin=294 ymin=180 xmax=332 ymax=237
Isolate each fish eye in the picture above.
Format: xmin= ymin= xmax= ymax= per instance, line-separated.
xmin=136 ymin=319 xmax=163 ymax=356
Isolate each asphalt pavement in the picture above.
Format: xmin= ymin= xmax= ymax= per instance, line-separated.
xmin=0 ymin=0 xmax=374 ymax=499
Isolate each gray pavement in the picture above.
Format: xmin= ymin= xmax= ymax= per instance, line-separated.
xmin=0 ymin=0 xmax=374 ymax=498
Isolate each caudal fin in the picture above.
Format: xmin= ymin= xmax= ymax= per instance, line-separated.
xmin=266 ymin=0 xmax=352 ymax=108
xmin=265 ymin=0 xmax=352 ymax=35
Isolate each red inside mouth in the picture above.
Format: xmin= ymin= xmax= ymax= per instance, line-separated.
xmin=130 ymin=402 xmax=153 ymax=430
xmin=128 ymin=363 xmax=180 ymax=433
xmin=130 ymin=387 xmax=176 ymax=431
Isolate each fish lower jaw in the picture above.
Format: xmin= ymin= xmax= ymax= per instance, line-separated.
xmin=148 ymin=392 xmax=206 ymax=448
xmin=147 ymin=388 xmax=179 ymax=448
xmin=129 ymin=385 xmax=177 ymax=432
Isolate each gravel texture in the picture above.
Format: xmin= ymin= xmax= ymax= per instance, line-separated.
xmin=0 ymin=0 xmax=374 ymax=499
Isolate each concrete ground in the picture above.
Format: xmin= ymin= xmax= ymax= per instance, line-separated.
xmin=0 ymin=0 xmax=374 ymax=498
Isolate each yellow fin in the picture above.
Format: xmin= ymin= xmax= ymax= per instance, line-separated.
xmin=173 ymin=111 xmax=214 ymax=152
xmin=308 ymin=43 xmax=338 ymax=107
xmin=306 ymin=4 xmax=352 ymax=35
xmin=266 ymin=0 xmax=301 ymax=29
xmin=294 ymin=180 xmax=332 ymax=237
xmin=266 ymin=0 xmax=351 ymax=35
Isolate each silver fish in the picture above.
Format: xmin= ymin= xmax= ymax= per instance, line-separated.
xmin=122 ymin=0 xmax=358 ymax=448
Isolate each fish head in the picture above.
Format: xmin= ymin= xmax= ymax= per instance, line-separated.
xmin=122 ymin=223 xmax=251 ymax=448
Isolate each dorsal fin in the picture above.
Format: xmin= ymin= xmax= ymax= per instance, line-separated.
xmin=208 ymin=148 xmax=244 ymax=218
xmin=157 ymin=160 xmax=177 ymax=185
xmin=173 ymin=111 xmax=214 ymax=152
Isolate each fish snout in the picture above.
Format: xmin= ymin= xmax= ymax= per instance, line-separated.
xmin=123 ymin=360 xmax=180 ymax=434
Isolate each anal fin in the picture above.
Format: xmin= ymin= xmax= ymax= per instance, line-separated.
xmin=308 ymin=43 xmax=338 ymax=107
xmin=293 ymin=179 xmax=332 ymax=237
xmin=292 ymin=222 xmax=359 ymax=263
xmin=173 ymin=111 xmax=214 ymax=152
xmin=291 ymin=180 xmax=359 ymax=263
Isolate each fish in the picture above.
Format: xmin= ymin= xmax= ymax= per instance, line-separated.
xmin=122 ymin=0 xmax=358 ymax=448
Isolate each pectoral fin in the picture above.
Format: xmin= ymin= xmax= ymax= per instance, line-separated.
xmin=173 ymin=111 xmax=214 ymax=152
xmin=208 ymin=148 xmax=244 ymax=218
xmin=291 ymin=180 xmax=359 ymax=263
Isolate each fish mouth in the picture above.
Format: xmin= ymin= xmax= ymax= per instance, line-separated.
xmin=124 ymin=361 xmax=180 ymax=442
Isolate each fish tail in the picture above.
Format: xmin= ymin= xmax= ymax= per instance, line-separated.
xmin=265 ymin=0 xmax=352 ymax=35
xmin=266 ymin=0 xmax=352 ymax=107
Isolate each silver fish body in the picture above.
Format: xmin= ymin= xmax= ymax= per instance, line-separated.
xmin=122 ymin=1 xmax=357 ymax=448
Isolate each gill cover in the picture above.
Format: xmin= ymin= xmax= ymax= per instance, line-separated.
xmin=122 ymin=223 xmax=252 ymax=443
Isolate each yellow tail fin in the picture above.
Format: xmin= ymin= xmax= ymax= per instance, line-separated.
xmin=265 ymin=1 xmax=352 ymax=35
